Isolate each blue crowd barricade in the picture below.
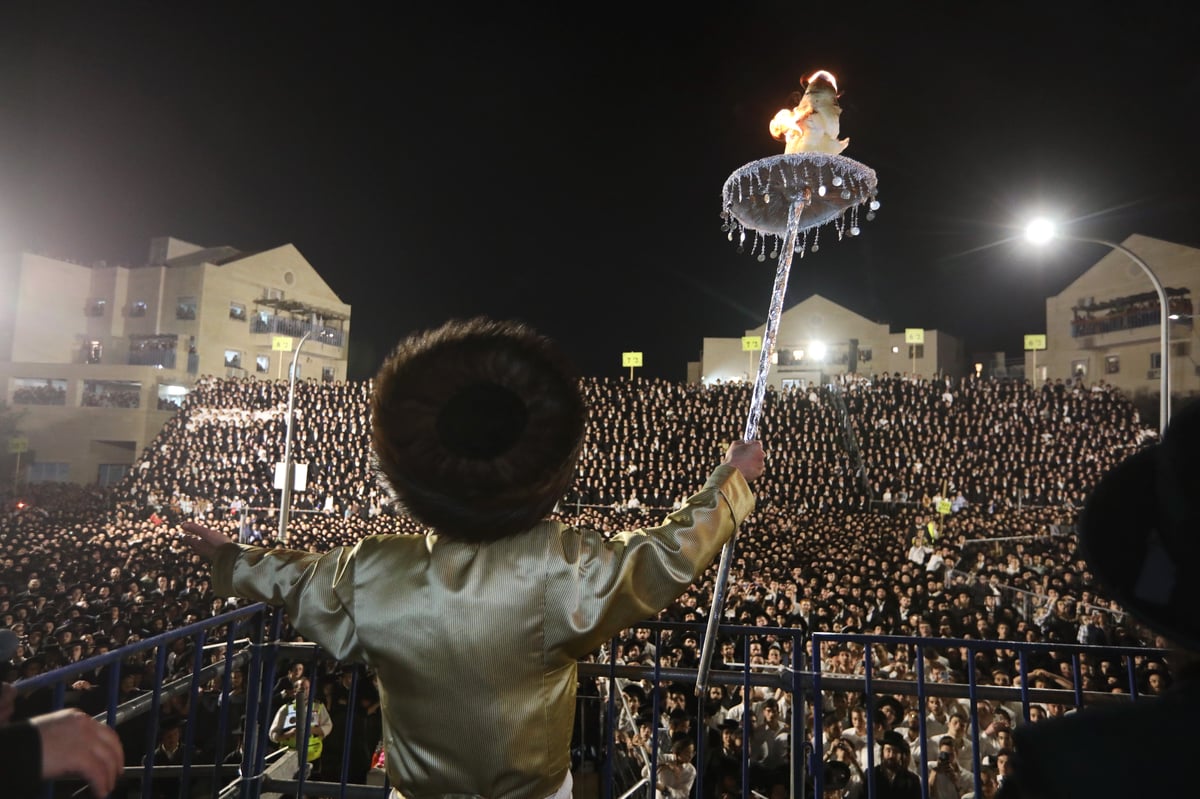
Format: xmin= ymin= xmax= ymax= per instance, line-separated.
xmin=13 ymin=612 xmax=1166 ymax=799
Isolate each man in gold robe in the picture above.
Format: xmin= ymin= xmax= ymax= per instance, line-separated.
xmin=182 ymin=317 xmax=764 ymax=799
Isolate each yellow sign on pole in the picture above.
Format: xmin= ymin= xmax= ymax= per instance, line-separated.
xmin=1025 ymin=334 xmax=1046 ymax=382
xmin=742 ymin=337 xmax=763 ymax=379
xmin=272 ymin=336 xmax=294 ymax=352
xmin=8 ymin=437 xmax=28 ymax=454
xmin=904 ymin=329 xmax=924 ymax=375
xmin=936 ymin=498 xmax=952 ymax=515
xmin=622 ymin=351 xmax=643 ymax=379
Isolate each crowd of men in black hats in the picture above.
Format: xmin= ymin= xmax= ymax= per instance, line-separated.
xmin=0 ymin=371 xmax=1172 ymax=792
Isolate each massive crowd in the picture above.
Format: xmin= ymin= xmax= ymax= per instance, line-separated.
xmin=0 ymin=371 xmax=1174 ymax=796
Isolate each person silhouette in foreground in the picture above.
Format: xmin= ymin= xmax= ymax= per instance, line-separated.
xmin=0 ymin=680 xmax=124 ymax=798
xmin=998 ymin=398 xmax=1200 ymax=798
xmin=181 ymin=317 xmax=764 ymax=799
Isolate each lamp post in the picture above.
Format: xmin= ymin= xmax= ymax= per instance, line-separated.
xmin=1025 ymin=221 xmax=1170 ymax=434
xmin=277 ymin=315 xmax=319 ymax=544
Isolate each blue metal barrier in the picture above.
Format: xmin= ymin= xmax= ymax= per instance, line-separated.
xmin=13 ymin=612 xmax=1165 ymax=799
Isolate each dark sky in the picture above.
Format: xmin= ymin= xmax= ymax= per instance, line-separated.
xmin=3 ymin=3 xmax=1199 ymax=381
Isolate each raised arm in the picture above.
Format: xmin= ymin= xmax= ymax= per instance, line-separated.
xmin=549 ymin=441 xmax=763 ymax=655
xmin=179 ymin=522 xmax=364 ymax=662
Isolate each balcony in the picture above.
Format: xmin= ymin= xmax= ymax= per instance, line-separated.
xmin=128 ymin=335 xmax=179 ymax=369
xmin=251 ymin=314 xmax=345 ymax=348
xmin=1071 ymin=292 xmax=1193 ymax=347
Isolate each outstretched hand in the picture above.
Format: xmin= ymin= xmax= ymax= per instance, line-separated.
xmin=32 ymin=709 xmax=125 ymax=799
xmin=723 ymin=440 xmax=765 ymax=483
xmin=179 ymin=521 xmax=234 ymax=560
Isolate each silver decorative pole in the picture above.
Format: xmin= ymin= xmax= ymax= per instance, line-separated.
xmin=695 ymin=152 xmax=878 ymax=696
xmin=695 ymin=198 xmax=805 ymax=696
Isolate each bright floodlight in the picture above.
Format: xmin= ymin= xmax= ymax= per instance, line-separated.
xmin=1025 ymin=218 xmax=1057 ymax=245
xmin=810 ymin=340 xmax=827 ymax=360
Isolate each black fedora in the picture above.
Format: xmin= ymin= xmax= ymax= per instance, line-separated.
xmin=1079 ymin=399 xmax=1200 ymax=649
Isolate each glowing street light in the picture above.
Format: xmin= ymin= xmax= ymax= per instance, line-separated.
xmin=1024 ymin=219 xmax=1170 ymax=434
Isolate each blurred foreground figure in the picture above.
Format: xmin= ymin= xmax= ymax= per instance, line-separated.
xmin=0 ymin=683 xmax=124 ymax=799
xmin=999 ymin=399 xmax=1200 ymax=798
xmin=183 ymin=317 xmax=763 ymax=799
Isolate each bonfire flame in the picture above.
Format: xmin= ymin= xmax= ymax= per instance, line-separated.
xmin=769 ymin=70 xmax=849 ymax=155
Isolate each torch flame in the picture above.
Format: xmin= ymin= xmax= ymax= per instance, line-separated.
xmin=768 ymin=69 xmax=849 ymax=155
xmin=769 ymin=108 xmax=805 ymax=142
xmin=806 ymin=70 xmax=839 ymax=92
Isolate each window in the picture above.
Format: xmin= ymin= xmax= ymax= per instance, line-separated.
xmin=1105 ymin=355 xmax=1120 ymax=374
xmin=157 ymin=385 xmax=188 ymax=411
xmin=256 ymin=355 xmax=270 ymax=373
xmin=859 ymin=347 xmax=873 ymax=362
xmin=1072 ymin=359 xmax=1088 ymax=378
xmin=83 ymin=380 xmax=141 ymax=408
xmin=176 ymin=297 xmax=197 ymax=320
xmin=86 ymin=340 xmax=103 ymax=364
xmin=224 ymin=350 xmax=243 ymax=369
xmin=130 ymin=301 xmax=148 ymax=317
xmin=85 ymin=299 xmax=107 ymax=317
xmin=230 ymin=302 xmax=247 ymax=321
xmin=322 ymin=367 xmax=335 ymax=383
xmin=97 ymin=464 xmax=129 ymax=487
xmin=1173 ymin=341 xmax=1191 ymax=358
xmin=12 ymin=378 xmax=67 ymax=406
xmin=28 ymin=462 xmax=70 ymax=483
xmin=1150 ymin=352 xmax=1162 ymax=370
xmin=908 ymin=344 xmax=925 ymax=359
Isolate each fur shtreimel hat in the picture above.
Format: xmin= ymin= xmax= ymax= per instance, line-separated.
xmin=1080 ymin=398 xmax=1200 ymax=650
xmin=371 ymin=317 xmax=585 ymax=542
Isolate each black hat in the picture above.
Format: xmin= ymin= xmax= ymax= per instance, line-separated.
xmin=823 ymin=761 xmax=851 ymax=791
xmin=879 ymin=730 xmax=909 ymax=755
xmin=875 ymin=695 xmax=905 ymax=719
xmin=622 ymin=684 xmax=646 ymax=703
xmin=370 ymin=318 xmax=585 ymax=542
xmin=159 ymin=715 xmax=186 ymax=734
xmin=719 ymin=719 xmax=741 ymax=732
xmin=1080 ymin=399 xmax=1200 ymax=649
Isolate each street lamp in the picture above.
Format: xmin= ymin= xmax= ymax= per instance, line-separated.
xmin=278 ymin=314 xmax=319 ymax=543
xmin=1024 ymin=219 xmax=1170 ymax=435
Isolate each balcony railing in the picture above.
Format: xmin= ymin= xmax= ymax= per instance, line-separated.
xmin=251 ymin=315 xmax=345 ymax=348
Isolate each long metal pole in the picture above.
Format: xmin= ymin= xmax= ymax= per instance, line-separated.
xmin=696 ymin=198 xmax=806 ymax=696
xmin=1073 ymin=237 xmax=1171 ymax=435
xmin=277 ymin=317 xmax=318 ymax=544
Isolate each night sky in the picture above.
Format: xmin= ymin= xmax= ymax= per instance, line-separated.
xmin=3 ymin=3 xmax=1199 ymax=381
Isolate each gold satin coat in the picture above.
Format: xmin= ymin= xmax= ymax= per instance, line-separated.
xmin=212 ymin=465 xmax=754 ymax=799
